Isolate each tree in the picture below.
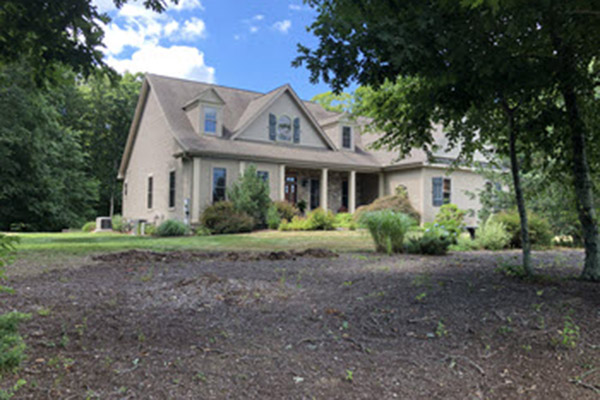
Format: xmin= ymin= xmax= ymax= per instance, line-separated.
xmin=0 ymin=63 xmax=98 ymax=231
xmin=227 ymin=165 xmax=272 ymax=228
xmin=73 ymin=73 xmax=143 ymax=216
xmin=311 ymin=91 xmax=354 ymax=113
xmin=0 ymin=0 xmax=175 ymax=80
xmin=295 ymin=0 xmax=600 ymax=280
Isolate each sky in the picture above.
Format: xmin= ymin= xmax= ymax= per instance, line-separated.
xmin=93 ymin=0 xmax=342 ymax=100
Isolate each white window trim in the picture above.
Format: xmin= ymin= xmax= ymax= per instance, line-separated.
xmin=201 ymin=105 xmax=221 ymax=136
xmin=341 ymin=125 xmax=353 ymax=150
xmin=168 ymin=169 xmax=176 ymax=210
xmin=277 ymin=114 xmax=293 ymax=142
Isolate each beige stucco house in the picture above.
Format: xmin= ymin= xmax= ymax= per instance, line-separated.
xmin=118 ymin=74 xmax=487 ymax=227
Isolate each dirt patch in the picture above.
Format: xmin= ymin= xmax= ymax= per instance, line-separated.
xmin=92 ymin=248 xmax=339 ymax=263
xmin=1 ymin=249 xmax=599 ymax=399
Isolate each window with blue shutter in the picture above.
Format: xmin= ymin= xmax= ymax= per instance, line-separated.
xmin=293 ymin=117 xmax=300 ymax=143
xmin=269 ymin=113 xmax=277 ymax=141
xmin=432 ymin=177 xmax=443 ymax=206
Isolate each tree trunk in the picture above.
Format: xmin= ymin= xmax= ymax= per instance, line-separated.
xmin=562 ymin=86 xmax=600 ymax=281
xmin=507 ymin=111 xmax=533 ymax=276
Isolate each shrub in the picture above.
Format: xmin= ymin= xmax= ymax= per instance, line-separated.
xmin=434 ymin=204 xmax=466 ymax=242
xmin=297 ymin=200 xmax=308 ymax=214
xmin=355 ymin=193 xmax=421 ymax=224
xmin=144 ymin=224 xmax=156 ymax=236
xmin=273 ymin=201 xmax=299 ymax=221
xmin=476 ymin=216 xmax=510 ymax=250
xmin=266 ymin=204 xmax=281 ymax=230
xmin=493 ymin=210 xmax=552 ymax=248
xmin=306 ymin=208 xmax=335 ymax=230
xmin=111 ymin=214 xmax=131 ymax=233
xmin=155 ymin=220 xmax=188 ymax=237
xmin=0 ymin=234 xmax=19 ymax=293
xmin=360 ymin=211 xmax=416 ymax=254
xmin=405 ymin=224 xmax=453 ymax=255
xmin=279 ymin=216 xmax=310 ymax=231
xmin=227 ymin=165 xmax=271 ymax=228
xmin=81 ymin=221 xmax=95 ymax=232
xmin=0 ymin=312 xmax=31 ymax=376
xmin=334 ymin=213 xmax=357 ymax=230
xmin=201 ymin=201 xmax=255 ymax=234
xmin=450 ymin=233 xmax=481 ymax=251
xmin=194 ymin=225 xmax=211 ymax=236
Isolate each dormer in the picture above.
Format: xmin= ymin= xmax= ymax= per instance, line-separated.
xmin=183 ymin=88 xmax=225 ymax=137
xmin=321 ymin=113 xmax=356 ymax=152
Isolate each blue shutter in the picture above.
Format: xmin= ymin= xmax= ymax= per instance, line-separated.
xmin=432 ymin=177 xmax=443 ymax=206
xmin=269 ymin=113 xmax=277 ymax=141
xmin=293 ymin=117 xmax=300 ymax=143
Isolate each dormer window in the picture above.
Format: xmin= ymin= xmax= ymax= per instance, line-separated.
xmin=342 ymin=126 xmax=352 ymax=149
xmin=269 ymin=113 xmax=301 ymax=144
xmin=278 ymin=115 xmax=292 ymax=141
xmin=204 ymin=107 xmax=218 ymax=134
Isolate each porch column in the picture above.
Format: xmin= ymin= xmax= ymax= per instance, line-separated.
xmin=378 ymin=172 xmax=385 ymax=198
xmin=279 ymin=164 xmax=286 ymax=201
xmin=192 ymin=157 xmax=202 ymax=223
xmin=320 ymin=168 xmax=328 ymax=211
xmin=349 ymin=170 xmax=356 ymax=213
xmin=239 ymin=161 xmax=246 ymax=175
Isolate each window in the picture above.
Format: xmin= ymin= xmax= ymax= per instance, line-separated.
xmin=310 ymin=179 xmax=320 ymax=209
xmin=168 ymin=171 xmax=176 ymax=208
xmin=278 ymin=115 xmax=292 ymax=141
xmin=212 ymin=168 xmax=227 ymax=203
xmin=204 ymin=107 xmax=217 ymax=134
xmin=342 ymin=126 xmax=352 ymax=149
xmin=257 ymin=170 xmax=269 ymax=184
xmin=432 ymin=177 xmax=451 ymax=206
xmin=341 ymin=180 xmax=349 ymax=209
xmin=147 ymin=176 xmax=153 ymax=209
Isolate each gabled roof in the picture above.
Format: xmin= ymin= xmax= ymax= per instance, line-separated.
xmin=119 ymin=74 xmax=484 ymax=178
xmin=183 ymin=87 xmax=226 ymax=109
xmin=230 ymin=84 xmax=338 ymax=150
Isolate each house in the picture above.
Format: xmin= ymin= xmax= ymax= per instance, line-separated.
xmin=118 ymin=74 xmax=487 ymax=227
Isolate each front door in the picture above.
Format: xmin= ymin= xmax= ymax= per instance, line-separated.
xmin=285 ymin=176 xmax=297 ymax=204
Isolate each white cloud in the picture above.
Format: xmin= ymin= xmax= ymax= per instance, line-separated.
xmin=289 ymin=3 xmax=311 ymax=12
xmin=180 ymin=17 xmax=206 ymax=40
xmin=106 ymin=44 xmax=215 ymax=83
xmin=273 ymin=20 xmax=292 ymax=34
xmin=93 ymin=0 xmax=118 ymax=13
xmin=252 ymin=14 xmax=265 ymax=21
xmin=171 ymin=0 xmax=204 ymax=11
xmin=249 ymin=26 xmax=259 ymax=34
xmin=164 ymin=20 xmax=180 ymax=37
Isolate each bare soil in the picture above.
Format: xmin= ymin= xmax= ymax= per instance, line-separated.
xmin=1 ymin=249 xmax=599 ymax=399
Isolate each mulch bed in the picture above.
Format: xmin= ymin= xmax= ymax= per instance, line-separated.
xmin=1 ymin=249 xmax=599 ymax=399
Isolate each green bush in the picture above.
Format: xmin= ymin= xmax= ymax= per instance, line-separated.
xmin=279 ymin=216 xmax=310 ymax=231
xmin=355 ymin=191 xmax=421 ymax=224
xmin=227 ymin=165 xmax=271 ymax=228
xmin=493 ymin=210 xmax=552 ymax=248
xmin=155 ymin=220 xmax=188 ymax=237
xmin=334 ymin=213 xmax=357 ymax=230
xmin=306 ymin=208 xmax=335 ymax=230
xmin=266 ymin=204 xmax=281 ymax=229
xmin=450 ymin=233 xmax=481 ymax=251
xmin=273 ymin=201 xmax=299 ymax=221
xmin=81 ymin=221 xmax=95 ymax=232
xmin=476 ymin=216 xmax=510 ymax=250
xmin=360 ymin=211 xmax=416 ymax=254
xmin=201 ymin=201 xmax=255 ymax=234
xmin=194 ymin=225 xmax=211 ymax=236
xmin=111 ymin=214 xmax=130 ymax=233
xmin=405 ymin=224 xmax=453 ymax=255
xmin=434 ymin=204 xmax=466 ymax=242
xmin=0 ymin=312 xmax=31 ymax=376
xmin=144 ymin=224 xmax=156 ymax=236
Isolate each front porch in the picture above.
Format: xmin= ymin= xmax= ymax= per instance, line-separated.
xmin=277 ymin=165 xmax=382 ymax=213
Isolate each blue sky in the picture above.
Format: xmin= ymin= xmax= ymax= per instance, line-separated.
xmin=94 ymin=0 xmax=340 ymax=100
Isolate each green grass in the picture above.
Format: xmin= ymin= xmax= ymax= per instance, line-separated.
xmin=5 ymin=230 xmax=374 ymax=276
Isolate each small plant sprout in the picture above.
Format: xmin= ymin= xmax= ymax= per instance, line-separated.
xmin=415 ymin=292 xmax=427 ymax=302
xmin=345 ymin=369 xmax=354 ymax=382
xmin=555 ymin=314 xmax=580 ymax=349
xmin=435 ymin=320 xmax=448 ymax=337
